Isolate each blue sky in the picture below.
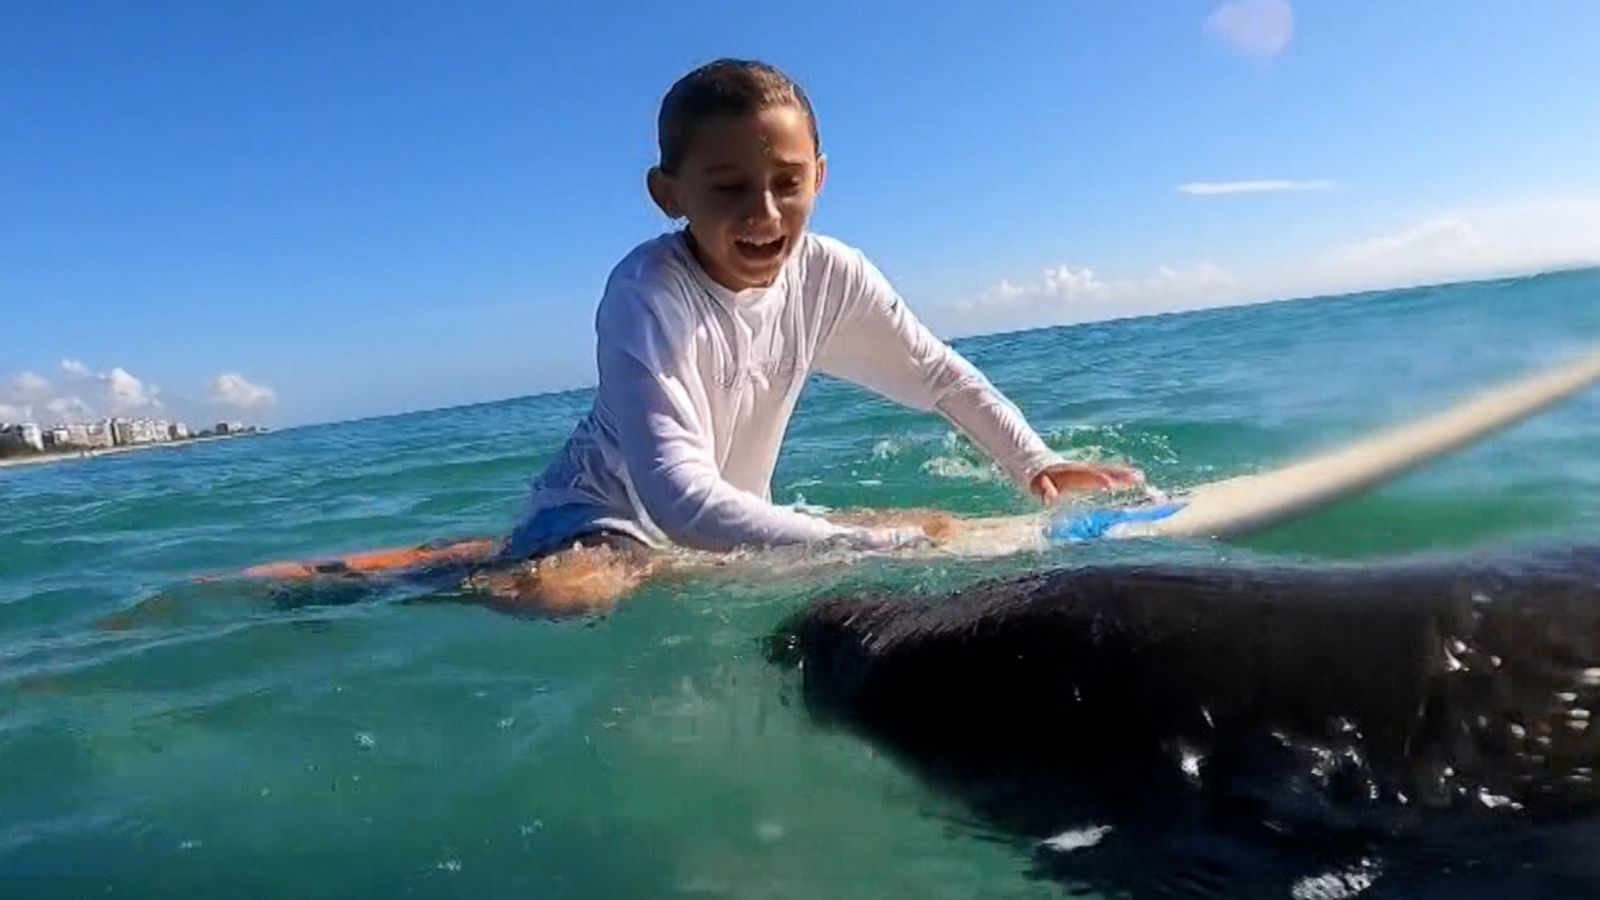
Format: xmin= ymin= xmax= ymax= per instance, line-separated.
xmin=4 ymin=1 xmax=1599 ymax=426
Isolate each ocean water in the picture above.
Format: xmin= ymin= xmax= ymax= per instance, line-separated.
xmin=3 ymin=269 xmax=1600 ymax=897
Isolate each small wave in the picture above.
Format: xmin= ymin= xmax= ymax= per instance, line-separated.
xmin=870 ymin=438 xmax=904 ymax=460
xmin=920 ymin=457 xmax=1002 ymax=482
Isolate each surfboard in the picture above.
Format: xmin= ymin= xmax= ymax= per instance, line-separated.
xmin=1048 ymin=344 xmax=1600 ymax=544
xmin=235 ymin=344 xmax=1600 ymax=582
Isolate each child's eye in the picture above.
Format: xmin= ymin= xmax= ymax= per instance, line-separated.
xmin=775 ymin=179 xmax=803 ymax=194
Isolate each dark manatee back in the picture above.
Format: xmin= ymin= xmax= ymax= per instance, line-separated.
xmin=773 ymin=546 xmax=1600 ymax=897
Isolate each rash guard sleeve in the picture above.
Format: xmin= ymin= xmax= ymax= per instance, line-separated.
xmin=596 ymin=278 xmax=853 ymax=551
xmin=812 ymin=249 xmax=1061 ymax=493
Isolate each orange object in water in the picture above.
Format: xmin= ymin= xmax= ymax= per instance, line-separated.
xmin=239 ymin=538 xmax=498 ymax=581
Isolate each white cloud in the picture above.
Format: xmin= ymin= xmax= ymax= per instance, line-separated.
xmin=1178 ymin=179 xmax=1334 ymax=197
xmin=937 ymin=197 xmax=1600 ymax=337
xmin=208 ymin=373 xmax=277 ymax=410
xmin=6 ymin=371 xmax=51 ymax=402
xmin=1206 ymin=0 xmax=1294 ymax=60
xmin=4 ymin=359 xmax=283 ymax=425
xmin=45 ymin=396 xmax=93 ymax=420
xmin=939 ymin=261 xmax=1238 ymax=335
xmin=13 ymin=359 xmax=312 ymax=427
xmin=1301 ymin=200 xmax=1600 ymax=295
xmin=0 ymin=371 xmax=52 ymax=421
xmin=101 ymin=366 xmax=160 ymax=414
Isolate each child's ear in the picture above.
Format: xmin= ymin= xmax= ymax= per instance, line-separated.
xmin=647 ymin=167 xmax=683 ymax=219
xmin=814 ymin=154 xmax=828 ymax=196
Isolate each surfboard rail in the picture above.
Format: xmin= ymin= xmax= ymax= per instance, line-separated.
xmin=1133 ymin=346 xmax=1600 ymax=540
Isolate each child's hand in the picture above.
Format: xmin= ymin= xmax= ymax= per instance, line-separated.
xmin=1031 ymin=462 xmax=1145 ymax=505
xmin=840 ymin=525 xmax=933 ymax=553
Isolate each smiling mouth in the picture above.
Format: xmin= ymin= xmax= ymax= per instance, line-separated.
xmin=733 ymin=235 xmax=787 ymax=264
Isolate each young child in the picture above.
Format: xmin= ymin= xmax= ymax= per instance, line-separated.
xmin=504 ymin=59 xmax=1141 ymax=569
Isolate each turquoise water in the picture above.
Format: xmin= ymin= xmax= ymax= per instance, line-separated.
xmin=4 ymin=270 xmax=1600 ymax=896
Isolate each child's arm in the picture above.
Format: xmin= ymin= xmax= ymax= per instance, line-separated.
xmin=937 ymin=375 xmax=1143 ymax=501
xmin=596 ymin=289 xmax=916 ymax=553
xmin=814 ymin=248 xmax=1139 ymax=501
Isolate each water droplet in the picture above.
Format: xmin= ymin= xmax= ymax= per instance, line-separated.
xmin=178 ymin=840 xmax=202 ymax=851
xmin=496 ymin=717 xmax=515 ymax=729
xmin=354 ymin=732 xmax=376 ymax=749
xmin=755 ymin=820 xmax=785 ymax=843
xmin=1042 ymin=824 xmax=1113 ymax=853
xmin=436 ymin=859 xmax=461 ymax=872
xmin=1290 ymin=857 xmax=1381 ymax=900
xmin=1174 ymin=744 xmax=1205 ymax=784
xmin=1477 ymin=788 xmax=1521 ymax=810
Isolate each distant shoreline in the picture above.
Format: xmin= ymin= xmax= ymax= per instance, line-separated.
xmin=0 ymin=433 xmax=258 ymax=471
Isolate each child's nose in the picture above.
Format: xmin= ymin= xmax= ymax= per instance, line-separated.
xmin=744 ymin=190 xmax=780 ymax=224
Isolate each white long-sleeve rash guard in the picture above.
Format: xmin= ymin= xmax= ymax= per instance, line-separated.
xmin=515 ymin=231 xmax=1062 ymax=555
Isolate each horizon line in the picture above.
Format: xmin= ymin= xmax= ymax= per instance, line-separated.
xmin=275 ymin=262 xmax=1600 ymax=432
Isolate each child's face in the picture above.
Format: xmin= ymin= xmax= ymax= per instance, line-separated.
xmin=649 ymin=105 xmax=825 ymax=291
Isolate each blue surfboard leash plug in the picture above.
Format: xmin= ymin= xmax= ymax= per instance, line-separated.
xmin=1047 ymin=501 xmax=1187 ymax=543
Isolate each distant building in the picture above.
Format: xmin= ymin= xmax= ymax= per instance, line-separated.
xmin=135 ymin=419 xmax=166 ymax=444
xmin=84 ymin=421 xmax=115 ymax=449
xmin=19 ymin=416 xmax=204 ymax=451
xmin=0 ymin=423 xmax=44 ymax=452
xmin=106 ymin=417 xmax=176 ymax=446
xmin=17 ymin=423 xmax=43 ymax=451
xmin=43 ymin=421 xmax=113 ymax=450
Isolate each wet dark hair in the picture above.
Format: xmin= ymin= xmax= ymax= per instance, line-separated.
xmin=657 ymin=58 xmax=820 ymax=175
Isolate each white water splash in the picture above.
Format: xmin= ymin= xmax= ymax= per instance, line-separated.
xmin=1041 ymin=824 xmax=1113 ymax=853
